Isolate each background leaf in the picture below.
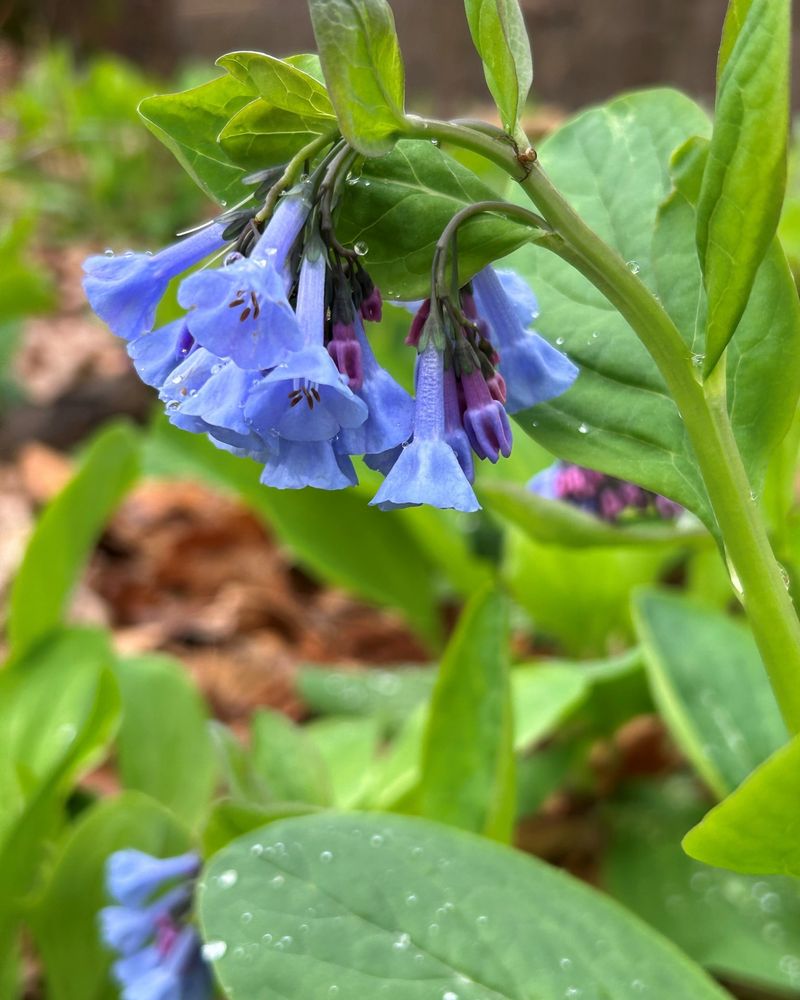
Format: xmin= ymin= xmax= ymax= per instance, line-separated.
xmin=464 ymin=0 xmax=533 ymax=132
xmin=633 ymin=589 xmax=787 ymax=798
xmin=199 ymin=813 xmax=730 ymax=999
xmin=31 ymin=793 xmax=189 ymax=1000
xmin=7 ymin=422 xmax=140 ymax=658
xmin=505 ymin=90 xmax=716 ymax=524
xmin=113 ymin=654 xmax=217 ymax=828
xmin=604 ymin=778 xmax=800 ymax=997
xmin=695 ymin=0 xmax=790 ymax=373
xmin=683 ymin=735 xmax=800 ymax=878
xmin=250 ymin=709 xmax=333 ymax=807
xmin=417 ymin=586 xmax=515 ymax=841
xmin=307 ymin=0 xmax=405 ymax=155
xmin=337 ymin=140 xmax=534 ymax=300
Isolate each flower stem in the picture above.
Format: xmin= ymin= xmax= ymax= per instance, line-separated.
xmin=255 ymin=129 xmax=340 ymax=223
xmin=407 ymin=115 xmax=800 ymax=733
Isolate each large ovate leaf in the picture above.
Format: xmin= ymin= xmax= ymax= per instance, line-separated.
xmin=605 ymin=779 xmax=800 ymax=996
xmin=217 ymin=52 xmax=334 ymax=119
xmin=139 ymin=74 xmax=254 ymax=205
xmin=31 ymin=793 xmax=189 ymax=1000
xmin=417 ymin=586 xmax=515 ymax=841
xmin=199 ymin=813 xmax=729 ymax=999
xmin=633 ymin=589 xmax=786 ymax=798
xmin=696 ymin=0 xmax=790 ymax=373
xmin=308 ymin=0 xmax=405 ymax=155
xmin=8 ymin=422 xmax=140 ymax=657
xmin=113 ymin=654 xmax=217 ymax=828
xmin=653 ymin=137 xmax=800 ymax=492
xmin=218 ymin=100 xmax=335 ymax=171
xmin=464 ymin=0 xmax=532 ymax=133
xmin=338 ymin=140 xmax=533 ymax=299
xmin=683 ymin=735 xmax=800 ymax=878
xmin=505 ymin=90 xmax=715 ymax=525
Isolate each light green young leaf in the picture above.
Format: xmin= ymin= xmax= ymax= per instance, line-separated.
xmin=480 ymin=480 xmax=710 ymax=549
xmin=696 ymin=0 xmax=790 ymax=374
xmin=683 ymin=735 xmax=800 ymax=877
xmin=654 ymin=137 xmax=800 ymax=495
xmin=305 ymin=716 xmax=382 ymax=808
xmin=633 ymin=589 xmax=787 ymax=798
xmin=114 ymin=655 xmax=217 ymax=828
xmin=217 ymin=52 xmax=334 ymax=119
xmin=218 ymin=99 xmax=335 ymax=171
xmin=337 ymin=140 xmax=534 ymax=299
xmin=251 ymin=709 xmax=333 ymax=807
xmin=31 ymin=793 xmax=189 ymax=1000
xmin=717 ymin=0 xmax=755 ymax=79
xmin=605 ymin=779 xmax=800 ymax=995
xmin=209 ymin=721 xmax=270 ymax=806
xmin=138 ymin=73 xmax=254 ymax=205
xmin=297 ymin=665 xmax=435 ymax=729
xmin=417 ymin=585 xmax=515 ymax=841
xmin=199 ymin=813 xmax=730 ymax=999
xmin=464 ymin=0 xmax=533 ymax=133
xmin=8 ymin=422 xmax=140 ymax=657
xmin=505 ymin=89 xmax=715 ymax=525
xmin=307 ymin=0 xmax=405 ymax=155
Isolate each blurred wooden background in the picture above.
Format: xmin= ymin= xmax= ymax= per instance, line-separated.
xmin=6 ymin=0 xmax=800 ymax=111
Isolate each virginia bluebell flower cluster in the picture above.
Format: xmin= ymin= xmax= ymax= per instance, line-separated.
xmin=530 ymin=461 xmax=683 ymax=522
xmin=84 ymin=158 xmax=577 ymax=510
xmin=99 ymin=849 xmax=212 ymax=1000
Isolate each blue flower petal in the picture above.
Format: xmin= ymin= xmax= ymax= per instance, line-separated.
xmin=370 ymin=439 xmax=480 ymax=512
xmin=127 ymin=321 xmax=193 ymax=388
xmin=260 ymin=440 xmax=358 ymax=490
xmin=106 ymin=850 xmax=200 ymax=908
xmin=179 ymin=259 xmax=304 ymax=370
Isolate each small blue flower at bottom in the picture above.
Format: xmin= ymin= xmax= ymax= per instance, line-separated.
xmin=370 ymin=340 xmax=480 ymax=512
xmin=107 ymin=850 xmax=201 ymax=908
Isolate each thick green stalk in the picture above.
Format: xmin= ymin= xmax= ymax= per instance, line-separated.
xmin=406 ymin=116 xmax=800 ymax=733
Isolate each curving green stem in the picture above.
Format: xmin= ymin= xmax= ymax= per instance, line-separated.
xmin=405 ymin=115 xmax=800 ymax=734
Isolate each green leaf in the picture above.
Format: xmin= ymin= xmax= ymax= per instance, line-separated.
xmin=305 ymin=716 xmax=382 ymax=808
xmin=504 ymin=529 xmax=668 ymax=656
xmin=7 ymin=422 xmax=140 ymax=657
xmin=480 ymin=480 xmax=710 ymax=549
xmin=209 ymin=721 xmax=271 ymax=805
xmin=417 ymin=586 xmax=515 ymax=841
xmin=464 ymin=0 xmax=532 ymax=133
xmin=505 ymin=90 xmax=716 ymax=525
xmin=113 ymin=655 xmax=217 ymax=828
xmin=199 ymin=813 xmax=730 ymax=999
xmin=297 ymin=664 xmax=435 ymax=729
xmin=307 ymin=0 xmax=405 ymax=155
xmin=654 ymin=137 xmax=800 ymax=493
xmin=138 ymin=73 xmax=254 ymax=205
xmin=605 ymin=778 xmax=800 ymax=996
xmin=0 ymin=629 xmax=120 ymax=916
xmin=683 ymin=735 xmax=800 ymax=877
xmin=510 ymin=663 xmax=588 ymax=749
xmin=217 ymin=52 xmax=334 ymax=118
xmin=717 ymin=0 xmax=755 ymax=79
xmin=696 ymin=0 xmax=790 ymax=374
xmin=250 ymin=709 xmax=333 ymax=807
xmin=202 ymin=800 xmax=319 ymax=857
xmin=633 ymin=589 xmax=787 ymax=798
xmin=31 ymin=793 xmax=189 ymax=1000
xmin=337 ymin=140 xmax=533 ymax=299
xmin=144 ymin=416 xmax=442 ymax=646
xmin=218 ymin=100 xmax=335 ymax=171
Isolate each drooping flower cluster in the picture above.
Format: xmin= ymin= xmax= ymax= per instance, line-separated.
xmin=530 ymin=461 xmax=683 ymax=522
xmin=99 ymin=849 xmax=212 ymax=1000
xmin=83 ymin=164 xmax=577 ymax=510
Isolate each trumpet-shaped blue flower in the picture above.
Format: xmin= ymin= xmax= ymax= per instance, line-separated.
xmin=472 ymin=266 xmax=578 ymax=414
xmin=100 ymin=885 xmax=191 ymax=955
xmin=107 ymin=850 xmax=200 ymax=908
xmin=371 ymin=340 xmax=480 ymax=512
xmin=127 ymin=320 xmax=194 ymax=388
xmin=260 ymin=438 xmax=358 ymax=490
xmin=336 ymin=317 xmax=414 ymax=458
xmin=83 ymin=223 xmax=227 ymax=341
